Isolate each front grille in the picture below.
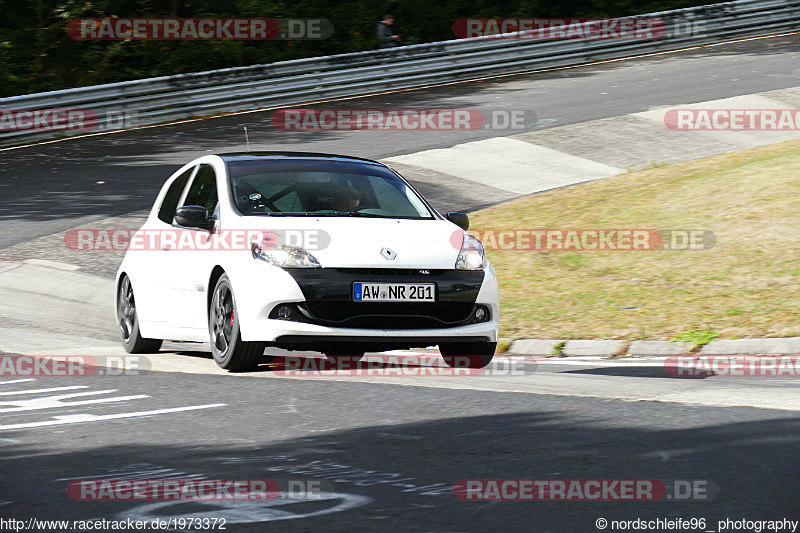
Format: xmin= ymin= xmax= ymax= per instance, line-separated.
xmin=276 ymin=268 xmax=487 ymax=329
xmin=334 ymin=268 xmax=446 ymax=277
xmin=300 ymin=301 xmax=474 ymax=329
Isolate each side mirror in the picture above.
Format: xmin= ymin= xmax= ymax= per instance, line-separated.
xmin=446 ymin=211 xmax=469 ymax=231
xmin=175 ymin=205 xmax=210 ymax=228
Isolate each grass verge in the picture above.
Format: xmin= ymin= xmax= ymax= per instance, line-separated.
xmin=470 ymin=139 xmax=800 ymax=340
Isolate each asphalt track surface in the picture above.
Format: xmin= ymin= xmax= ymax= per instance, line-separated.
xmin=1 ymin=362 xmax=798 ymax=531
xmin=1 ymin=33 xmax=799 ymax=532
xmin=2 ymin=33 xmax=800 ymax=249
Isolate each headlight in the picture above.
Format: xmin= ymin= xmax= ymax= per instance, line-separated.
xmin=456 ymin=233 xmax=487 ymax=270
xmin=251 ymin=239 xmax=321 ymax=268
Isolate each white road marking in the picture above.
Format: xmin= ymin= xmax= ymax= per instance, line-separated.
xmin=0 ymin=379 xmax=36 ymax=385
xmin=0 ymin=390 xmax=150 ymax=413
xmin=0 ymin=386 xmax=88 ymax=396
xmin=121 ymin=492 xmax=372 ymax=524
xmin=55 ymin=465 xmax=207 ymax=482
xmin=0 ymin=380 xmax=229 ymax=430
xmin=0 ymin=404 xmax=226 ymax=430
xmin=285 ymin=397 xmax=298 ymax=414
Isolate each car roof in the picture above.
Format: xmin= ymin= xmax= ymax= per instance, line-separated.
xmin=217 ymin=152 xmax=386 ymax=166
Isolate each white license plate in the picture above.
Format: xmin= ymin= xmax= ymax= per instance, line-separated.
xmin=353 ymin=282 xmax=435 ymax=302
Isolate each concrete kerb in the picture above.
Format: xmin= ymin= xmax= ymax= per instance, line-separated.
xmin=507 ymin=338 xmax=800 ymax=357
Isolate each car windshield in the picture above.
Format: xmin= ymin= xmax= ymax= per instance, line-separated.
xmin=226 ymin=159 xmax=435 ymax=219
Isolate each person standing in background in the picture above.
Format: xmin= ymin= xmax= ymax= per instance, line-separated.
xmin=377 ymin=14 xmax=401 ymax=48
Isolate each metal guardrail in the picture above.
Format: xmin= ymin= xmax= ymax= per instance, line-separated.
xmin=2 ymin=0 xmax=799 ymax=147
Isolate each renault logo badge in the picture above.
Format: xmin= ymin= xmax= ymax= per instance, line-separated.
xmin=380 ymin=248 xmax=397 ymax=260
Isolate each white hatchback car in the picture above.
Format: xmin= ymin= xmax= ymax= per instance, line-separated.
xmin=116 ymin=153 xmax=499 ymax=371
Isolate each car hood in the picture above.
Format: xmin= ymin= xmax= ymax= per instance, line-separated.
xmin=226 ymin=216 xmax=465 ymax=269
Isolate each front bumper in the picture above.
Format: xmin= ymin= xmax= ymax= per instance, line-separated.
xmin=268 ymin=321 xmax=498 ymax=352
xmin=233 ymin=264 xmax=499 ymax=346
xmin=276 ymin=268 xmax=487 ymax=329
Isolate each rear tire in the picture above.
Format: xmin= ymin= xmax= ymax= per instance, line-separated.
xmin=117 ymin=275 xmax=162 ymax=354
xmin=209 ymin=274 xmax=266 ymax=372
xmin=439 ymin=341 xmax=496 ymax=369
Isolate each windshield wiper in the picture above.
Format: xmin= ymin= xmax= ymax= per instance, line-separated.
xmin=343 ymin=211 xmax=390 ymax=218
xmin=247 ymin=211 xmax=397 ymax=218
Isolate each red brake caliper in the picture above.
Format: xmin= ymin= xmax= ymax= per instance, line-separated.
xmin=230 ymin=311 xmax=234 ymax=326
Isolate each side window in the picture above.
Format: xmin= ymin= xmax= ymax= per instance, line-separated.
xmin=157 ymin=167 xmax=194 ymax=224
xmin=181 ymin=164 xmax=219 ymax=214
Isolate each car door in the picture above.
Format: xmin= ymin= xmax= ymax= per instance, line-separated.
xmin=131 ymin=165 xmax=196 ymax=326
xmin=163 ymin=163 xmax=221 ymax=331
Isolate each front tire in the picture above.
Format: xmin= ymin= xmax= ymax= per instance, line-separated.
xmin=117 ymin=275 xmax=162 ymax=354
xmin=439 ymin=341 xmax=496 ymax=369
xmin=209 ymin=273 xmax=266 ymax=372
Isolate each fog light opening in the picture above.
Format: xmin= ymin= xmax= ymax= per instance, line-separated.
xmin=473 ymin=305 xmax=489 ymax=323
xmin=277 ymin=305 xmax=293 ymax=320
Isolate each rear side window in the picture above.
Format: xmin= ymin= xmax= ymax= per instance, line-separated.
xmin=157 ymin=167 xmax=194 ymax=224
xmin=182 ymin=164 xmax=219 ymax=214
